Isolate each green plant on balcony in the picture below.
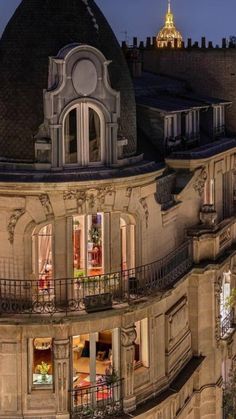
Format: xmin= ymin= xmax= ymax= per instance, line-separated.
xmin=89 ymin=226 xmax=101 ymax=246
xmin=225 ymin=288 xmax=236 ymax=310
xmin=105 ymin=365 xmax=118 ymax=385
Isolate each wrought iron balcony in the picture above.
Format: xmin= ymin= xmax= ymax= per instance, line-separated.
xmin=221 ymin=310 xmax=235 ymax=338
xmin=70 ymin=378 xmax=123 ymax=419
xmin=0 ymin=240 xmax=193 ymax=315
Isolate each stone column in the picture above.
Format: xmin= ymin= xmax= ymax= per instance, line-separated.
xmin=121 ymin=324 xmax=137 ymax=413
xmin=54 ymin=339 xmax=70 ymax=419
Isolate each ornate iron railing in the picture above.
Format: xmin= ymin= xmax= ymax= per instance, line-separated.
xmin=221 ymin=310 xmax=235 ymax=337
xmin=0 ymin=240 xmax=193 ymax=315
xmin=70 ymin=378 xmax=123 ymax=419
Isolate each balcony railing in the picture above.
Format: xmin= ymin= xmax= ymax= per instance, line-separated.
xmin=221 ymin=310 xmax=235 ymax=338
xmin=70 ymin=378 xmax=123 ymax=419
xmin=0 ymin=240 xmax=193 ymax=315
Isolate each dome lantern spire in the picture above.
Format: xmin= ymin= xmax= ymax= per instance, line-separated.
xmin=156 ymin=0 xmax=183 ymax=48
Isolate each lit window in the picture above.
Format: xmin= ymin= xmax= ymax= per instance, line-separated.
xmin=64 ymin=104 xmax=104 ymax=166
xmin=73 ymin=213 xmax=104 ymax=277
xmin=32 ymin=224 xmax=53 ymax=296
xmin=32 ymin=338 xmax=53 ymax=387
xmin=134 ymin=319 xmax=149 ymax=369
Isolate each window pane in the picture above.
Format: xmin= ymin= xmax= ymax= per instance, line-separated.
xmin=33 ymin=338 xmax=53 ymax=386
xmin=65 ymin=109 xmax=77 ymax=164
xmin=37 ymin=224 xmax=53 ymax=294
xmin=73 ymin=215 xmax=86 ymax=278
xmin=89 ymin=108 xmax=101 ymax=163
xmin=87 ymin=213 xmax=103 ymax=275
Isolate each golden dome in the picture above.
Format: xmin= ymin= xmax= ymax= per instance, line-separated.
xmin=156 ymin=0 xmax=183 ymax=48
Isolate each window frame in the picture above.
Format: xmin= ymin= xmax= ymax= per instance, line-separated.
xmin=28 ymin=337 xmax=54 ymax=392
xmin=63 ymin=102 xmax=106 ymax=167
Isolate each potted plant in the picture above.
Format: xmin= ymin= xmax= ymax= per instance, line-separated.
xmin=36 ymin=361 xmax=50 ymax=383
xmin=105 ymin=365 xmax=118 ymax=385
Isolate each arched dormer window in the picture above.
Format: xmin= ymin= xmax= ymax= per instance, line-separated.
xmin=63 ymin=103 xmax=105 ymax=166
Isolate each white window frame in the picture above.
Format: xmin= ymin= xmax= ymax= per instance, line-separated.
xmin=165 ymin=115 xmax=177 ymax=139
xmin=134 ymin=318 xmax=149 ymax=369
xmin=214 ymin=105 xmax=225 ymax=130
xmin=63 ymin=102 xmax=106 ymax=167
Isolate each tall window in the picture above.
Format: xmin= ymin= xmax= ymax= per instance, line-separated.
xmin=32 ymin=224 xmax=53 ymax=294
xmin=134 ymin=319 xmax=149 ymax=369
xmin=31 ymin=338 xmax=53 ymax=388
xmin=165 ymin=116 xmax=175 ymax=139
xmin=73 ymin=213 xmax=104 ymax=277
xmin=221 ymin=270 xmax=231 ymax=321
xmin=64 ymin=104 xmax=104 ymax=166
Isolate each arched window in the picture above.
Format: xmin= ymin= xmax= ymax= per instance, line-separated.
xmin=63 ymin=103 xmax=104 ymax=166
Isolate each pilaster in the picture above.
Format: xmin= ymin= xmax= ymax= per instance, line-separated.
xmin=121 ymin=324 xmax=137 ymax=413
xmin=53 ymin=339 xmax=70 ymax=419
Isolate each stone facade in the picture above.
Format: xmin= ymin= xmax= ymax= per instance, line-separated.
xmin=0 ymin=143 xmax=236 ymax=417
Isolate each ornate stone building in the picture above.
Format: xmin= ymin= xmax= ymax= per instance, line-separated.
xmin=0 ymin=1 xmax=235 ymax=419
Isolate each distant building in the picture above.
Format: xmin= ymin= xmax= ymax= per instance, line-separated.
xmin=156 ymin=0 xmax=183 ymax=48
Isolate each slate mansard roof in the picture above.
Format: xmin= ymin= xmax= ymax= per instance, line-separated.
xmin=0 ymin=0 xmax=137 ymax=162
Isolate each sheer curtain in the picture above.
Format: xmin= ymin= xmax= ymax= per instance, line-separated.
xmin=38 ymin=225 xmax=52 ymax=275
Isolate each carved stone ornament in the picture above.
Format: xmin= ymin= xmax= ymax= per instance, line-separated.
xmin=200 ymin=204 xmax=218 ymax=228
xmin=8 ymin=209 xmax=25 ymax=244
xmin=53 ymin=339 xmax=70 ymax=360
xmin=193 ymin=169 xmax=207 ymax=197
xmin=140 ymin=197 xmax=149 ymax=228
xmin=121 ymin=325 xmax=137 ymax=347
xmin=63 ymin=186 xmax=115 ymax=212
xmin=39 ymin=194 xmax=53 ymax=215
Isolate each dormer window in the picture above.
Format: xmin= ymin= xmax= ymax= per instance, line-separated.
xmin=213 ymin=105 xmax=225 ymax=135
xmin=64 ymin=103 xmax=104 ymax=166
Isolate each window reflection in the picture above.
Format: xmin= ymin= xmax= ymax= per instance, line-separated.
xmin=89 ymin=108 xmax=101 ymax=163
xmin=64 ymin=108 xmax=77 ymax=164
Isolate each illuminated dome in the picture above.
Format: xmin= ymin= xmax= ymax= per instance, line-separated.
xmin=156 ymin=0 xmax=183 ymax=48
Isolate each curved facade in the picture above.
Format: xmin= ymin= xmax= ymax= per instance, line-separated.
xmin=0 ymin=2 xmax=235 ymax=419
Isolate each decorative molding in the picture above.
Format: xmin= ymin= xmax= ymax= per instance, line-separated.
xmin=8 ymin=209 xmax=25 ymax=244
xmin=140 ymin=198 xmax=149 ymax=228
xmin=63 ymin=186 xmax=115 ymax=212
xmin=219 ymin=227 xmax=231 ymax=249
xmin=126 ymin=187 xmax=132 ymax=198
xmin=53 ymin=339 xmax=70 ymax=360
xmin=39 ymin=194 xmax=53 ymax=215
xmin=193 ymin=169 xmax=207 ymax=197
xmin=121 ymin=325 xmax=137 ymax=347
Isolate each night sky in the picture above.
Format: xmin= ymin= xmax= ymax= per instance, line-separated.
xmin=0 ymin=0 xmax=235 ymax=45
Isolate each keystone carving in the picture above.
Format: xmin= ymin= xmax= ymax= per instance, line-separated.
xmin=193 ymin=169 xmax=207 ymax=197
xmin=8 ymin=209 xmax=25 ymax=244
xmin=140 ymin=197 xmax=149 ymax=228
xmin=39 ymin=194 xmax=53 ymax=215
xmin=63 ymin=186 xmax=115 ymax=212
xmin=53 ymin=339 xmax=70 ymax=360
xmin=121 ymin=325 xmax=137 ymax=347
